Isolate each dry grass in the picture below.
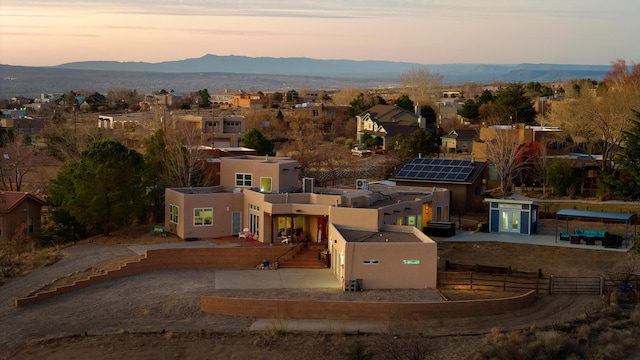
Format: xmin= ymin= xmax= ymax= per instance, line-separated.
xmin=470 ymin=290 xmax=640 ymax=360
xmin=0 ymin=246 xmax=61 ymax=285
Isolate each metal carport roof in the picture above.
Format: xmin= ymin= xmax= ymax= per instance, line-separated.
xmin=556 ymin=209 xmax=636 ymax=222
xmin=555 ymin=209 xmax=638 ymax=246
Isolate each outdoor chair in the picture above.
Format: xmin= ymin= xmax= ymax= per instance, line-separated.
xmin=238 ymin=228 xmax=250 ymax=239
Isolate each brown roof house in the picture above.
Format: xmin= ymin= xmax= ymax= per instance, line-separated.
xmin=164 ymin=155 xmax=451 ymax=289
xmin=0 ymin=191 xmax=46 ymax=242
xmin=389 ymin=157 xmax=487 ymax=214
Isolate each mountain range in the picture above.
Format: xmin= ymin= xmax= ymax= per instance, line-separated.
xmin=1 ymin=54 xmax=612 ymax=97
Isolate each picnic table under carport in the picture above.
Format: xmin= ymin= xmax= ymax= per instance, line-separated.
xmin=555 ymin=209 xmax=638 ymax=247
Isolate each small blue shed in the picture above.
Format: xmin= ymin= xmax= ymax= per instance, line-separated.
xmin=485 ymin=198 xmax=539 ymax=235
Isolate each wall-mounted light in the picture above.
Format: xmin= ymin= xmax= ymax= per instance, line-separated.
xmin=296 ymin=209 xmax=302 ymax=213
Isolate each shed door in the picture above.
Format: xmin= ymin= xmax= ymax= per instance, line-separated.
xmin=500 ymin=210 xmax=520 ymax=233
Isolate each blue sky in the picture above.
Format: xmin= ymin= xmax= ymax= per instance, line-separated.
xmin=1 ymin=0 xmax=638 ymax=66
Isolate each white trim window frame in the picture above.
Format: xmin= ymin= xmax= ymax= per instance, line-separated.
xmin=169 ymin=204 xmax=179 ymax=224
xmin=235 ymin=173 xmax=252 ymax=187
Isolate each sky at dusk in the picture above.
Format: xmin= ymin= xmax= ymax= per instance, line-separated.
xmin=1 ymin=0 xmax=638 ymax=67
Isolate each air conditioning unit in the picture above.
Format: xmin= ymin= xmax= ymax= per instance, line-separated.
xmin=355 ymin=179 xmax=369 ymax=190
xmin=302 ymin=177 xmax=315 ymax=193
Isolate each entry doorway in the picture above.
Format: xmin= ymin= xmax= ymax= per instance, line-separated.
xmin=500 ymin=210 xmax=520 ymax=233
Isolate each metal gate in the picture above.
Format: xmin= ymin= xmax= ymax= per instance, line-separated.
xmin=550 ymin=276 xmax=603 ymax=295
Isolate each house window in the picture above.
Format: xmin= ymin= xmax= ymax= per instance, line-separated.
xmin=260 ymin=177 xmax=272 ymax=193
xmin=194 ymin=208 xmax=213 ymax=226
xmin=403 ymin=260 xmax=420 ymax=265
xmin=235 ymin=173 xmax=252 ymax=187
xmin=169 ymin=204 xmax=179 ymax=224
xmin=249 ymin=203 xmax=259 ymax=236
xmin=363 ymin=260 xmax=380 ymax=265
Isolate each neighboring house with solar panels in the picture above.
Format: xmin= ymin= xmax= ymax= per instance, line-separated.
xmin=389 ymin=157 xmax=487 ymax=213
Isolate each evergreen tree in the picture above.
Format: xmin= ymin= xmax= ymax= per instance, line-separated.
xmin=242 ymin=128 xmax=274 ymax=156
xmin=395 ymin=94 xmax=414 ymax=111
xmin=48 ymin=140 xmax=145 ymax=236
xmin=606 ymin=109 xmax=640 ymax=199
xmin=494 ymin=83 xmax=537 ymax=125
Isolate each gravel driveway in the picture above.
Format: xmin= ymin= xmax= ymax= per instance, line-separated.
xmin=0 ymin=242 xmax=601 ymax=359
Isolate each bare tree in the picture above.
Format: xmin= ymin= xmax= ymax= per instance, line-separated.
xmin=163 ymin=120 xmax=207 ymax=188
xmin=483 ymin=130 xmax=531 ymax=197
xmin=0 ymin=135 xmax=39 ymax=191
xmin=400 ymin=68 xmax=443 ymax=107
xmin=277 ymin=115 xmax=324 ymax=173
xmin=549 ymin=61 xmax=640 ymax=174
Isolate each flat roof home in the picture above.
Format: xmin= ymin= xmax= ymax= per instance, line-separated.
xmin=164 ymin=155 xmax=449 ymax=289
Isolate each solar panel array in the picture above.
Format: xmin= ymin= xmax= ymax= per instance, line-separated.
xmin=394 ymin=158 xmax=475 ymax=182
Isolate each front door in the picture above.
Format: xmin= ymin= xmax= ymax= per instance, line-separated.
xmin=317 ymin=216 xmax=327 ymax=243
xmin=500 ymin=210 xmax=520 ymax=233
xmin=232 ymin=212 xmax=241 ymax=235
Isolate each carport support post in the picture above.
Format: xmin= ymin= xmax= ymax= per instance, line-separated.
xmin=555 ymin=214 xmax=558 ymax=243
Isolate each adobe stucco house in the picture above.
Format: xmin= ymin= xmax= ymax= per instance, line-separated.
xmin=164 ymin=155 xmax=449 ymax=289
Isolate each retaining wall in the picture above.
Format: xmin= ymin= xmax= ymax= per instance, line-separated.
xmin=200 ymin=290 xmax=538 ymax=321
xmin=14 ymin=247 xmax=288 ymax=307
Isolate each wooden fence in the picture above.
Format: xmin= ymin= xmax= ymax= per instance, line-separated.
xmin=438 ymin=271 xmax=549 ymax=294
xmin=439 ymin=262 xmax=640 ymax=296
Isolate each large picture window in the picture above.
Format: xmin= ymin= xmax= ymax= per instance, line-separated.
xmin=260 ymin=177 xmax=272 ymax=193
xmin=235 ymin=173 xmax=252 ymax=187
xmin=169 ymin=204 xmax=179 ymax=224
xmin=194 ymin=208 xmax=213 ymax=226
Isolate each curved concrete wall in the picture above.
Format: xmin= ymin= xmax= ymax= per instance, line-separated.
xmin=200 ymin=290 xmax=538 ymax=321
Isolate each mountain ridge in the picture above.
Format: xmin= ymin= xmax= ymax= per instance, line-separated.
xmin=52 ymin=54 xmax=611 ymax=82
xmin=0 ymin=54 xmax=613 ymax=97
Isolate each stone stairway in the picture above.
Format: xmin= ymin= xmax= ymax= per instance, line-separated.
xmin=278 ymin=243 xmax=328 ymax=269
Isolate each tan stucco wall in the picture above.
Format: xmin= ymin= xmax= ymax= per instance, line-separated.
xmin=165 ymin=188 xmax=244 ymax=239
xmin=328 ymin=224 xmax=438 ymax=290
xmin=220 ymin=156 xmax=300 ymax=192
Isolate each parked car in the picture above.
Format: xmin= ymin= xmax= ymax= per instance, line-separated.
xmin=351 ymin=146 xmax=372 ymax=157
xmin=375 ymin=148 xmax=385 ymax=155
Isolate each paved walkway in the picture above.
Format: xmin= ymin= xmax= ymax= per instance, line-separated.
xmin=434 ymin=230 xmax=634 ymax=252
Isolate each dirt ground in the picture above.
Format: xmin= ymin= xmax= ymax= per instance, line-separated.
xmin=1 ymin=224 xmax=639 ymax=360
